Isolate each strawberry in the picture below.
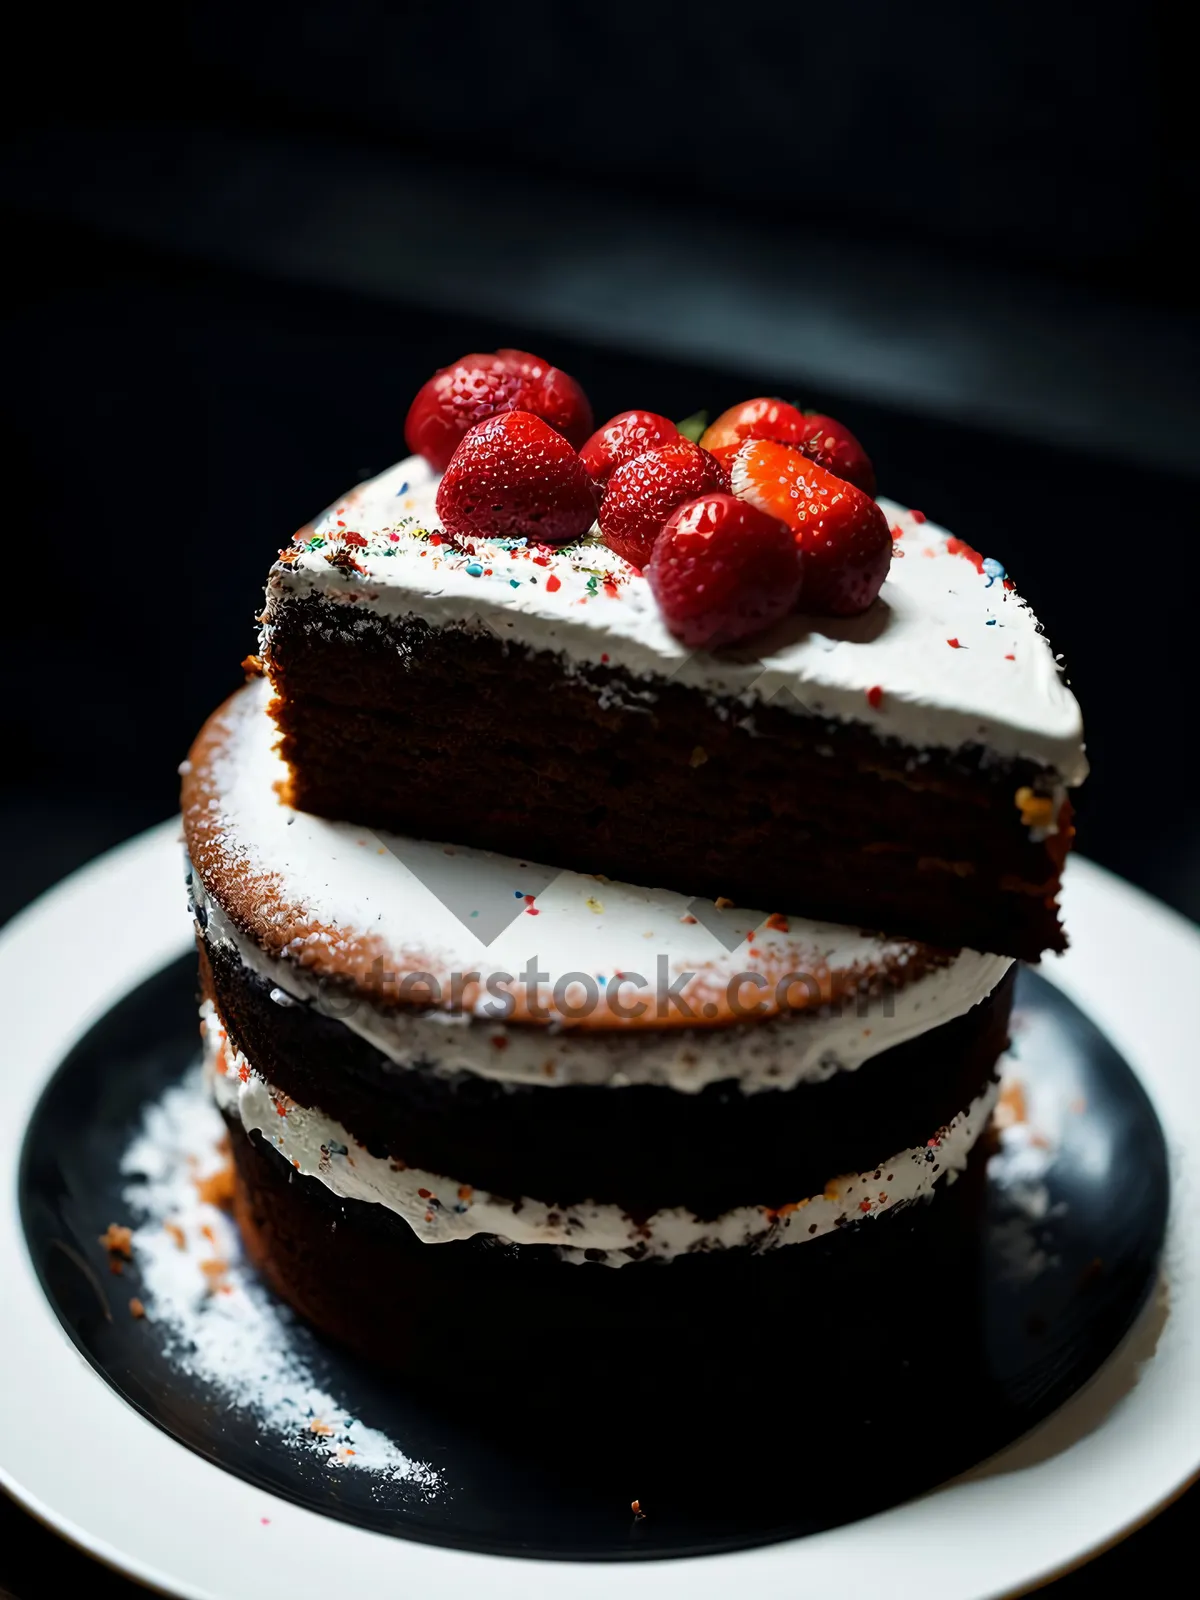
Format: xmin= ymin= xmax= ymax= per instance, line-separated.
xmin=700 ymin=398 xmax=809 ymax=470
xmin=598 ymin=439 xmax=729 ymax=569
xmin=494 ymin=349 xmax=593 ymax=448
xmin=646 ymin=493 xmax=803 ymax=648
xmin=405 ymin=349 xmax=593 ymax=471
xmin=436 ymin=412 xmax=598 ymax=546
xmin=701 ymin=397 xmax=876 ymax=493
xmin=731 ymin=439 xmax=891 ymax=615
xmin=579 ymin=410 xmax=680 ymax=485
xmin=791 ymin=412 xmax=876 ymax=496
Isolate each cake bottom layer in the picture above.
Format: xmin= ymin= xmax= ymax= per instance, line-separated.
xmin=225 ymin=1109 xmax=995 ymax=1391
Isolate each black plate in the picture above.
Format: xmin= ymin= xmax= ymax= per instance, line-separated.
xmin=19 ymin=957 xmax=1168 ymax=1561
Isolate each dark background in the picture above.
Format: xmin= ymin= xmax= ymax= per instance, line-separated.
xmin=1 ymin=1 xmax=1197 ymax=1591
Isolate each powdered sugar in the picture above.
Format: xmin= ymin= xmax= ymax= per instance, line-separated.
xmin=120 ymin=1064 xmax=441 ymax=1495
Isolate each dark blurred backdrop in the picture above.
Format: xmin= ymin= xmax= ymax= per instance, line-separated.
xmin=2 ymin=4 xmax=1199 ymax=1592
xmin=2 ymin=0 xmax=1198 ymax=932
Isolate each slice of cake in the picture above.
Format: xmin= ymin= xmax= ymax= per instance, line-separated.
xmin=184 ymin=679 xmax=1014 ymax=1378
xmin=261 ymin=454 xmax=1085 ymax=962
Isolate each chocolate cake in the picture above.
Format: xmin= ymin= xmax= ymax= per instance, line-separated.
xmin=184 ymin=680 xmax=1013 ymax=1377
xmin=261 ymin=457 xmax=1085 ymax=962
xmin=181 ymin=353 xmax=1087 ymax=1392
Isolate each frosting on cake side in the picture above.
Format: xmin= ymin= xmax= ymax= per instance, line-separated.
xmin=206 ymin=1003 xmax=998 ymax=1266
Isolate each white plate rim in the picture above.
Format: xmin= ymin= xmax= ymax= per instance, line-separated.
xmin=0 ymin=822 xmax=1197 ymax=1600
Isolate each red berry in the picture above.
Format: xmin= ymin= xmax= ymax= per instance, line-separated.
xmin=435 ymin=412 xmax=598 ymax=546
xmin=793 ymin=412 xmax=876 ymax=495
xmin=700 ymin=397 xmax=810 ymax=470
xmin=731 ymin=439 xmax=891 ymax=615
xmin=405 ymin=350 xmax=593 ymax=470
xmin=495 ymin=349 xmax=594 ymax=448
xmin=598 ymin=439 xmax=729 ymax=569
xmin=647 ymin=493 xmax=804 ymax=649
xmin=701 ymin=397 xmax=876 ymax=494
xmin=579 ymin=411 xmax=680 ymax=485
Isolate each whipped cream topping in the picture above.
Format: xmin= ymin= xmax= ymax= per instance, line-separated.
xmin=264 ymin=454 xmax=1086 ymax=784
xmin=205 ymin=1004 xmax=999 ymax=1266
xmin=187 ymin=680 xmax=1011 ymax=1084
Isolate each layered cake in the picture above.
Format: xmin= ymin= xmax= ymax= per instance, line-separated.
xmin=184 ymin=350 xmax=1085 ymax=1385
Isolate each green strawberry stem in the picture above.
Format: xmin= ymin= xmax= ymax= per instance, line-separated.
xmin=675 ymin=411 xmax=708 ymax=443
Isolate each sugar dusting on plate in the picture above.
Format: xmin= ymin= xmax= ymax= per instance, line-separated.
xmin=988 ymin=1012 xmax=1071 ymax=1282
xmin=120 ymin=1064 xmax=441 ymax=1496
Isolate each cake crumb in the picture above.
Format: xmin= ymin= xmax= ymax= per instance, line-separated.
xmin=309 ymin=1419 xmax=335 ymax=1437
xmin=195 ymin=1159 xmax=236 ymax=1209
xmin=994 ymin=1079 xmax=1029 ymax=1129
xmin=241 ymin=654 xmax=264 ymax=678
xmin=129 ymin=1297 xmax=146 ymax=1320
xmin=689 ymin=745 xmax=708 ymax=767
xmin=631 ymin=1499 xmax=646 ymax=1520
xmin=715 ymin=896 xmax=735 ymax=910
xmin=164 ymin=1219 xmax=187 ymax=1250
xmin=99 ymin=1223 xmax=133 ymax=1258
xmin=199 ymin=1257 xmax=229 ymax=1292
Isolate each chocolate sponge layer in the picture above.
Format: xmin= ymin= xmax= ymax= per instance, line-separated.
xmin=264 ymin=596 xmax=1071 ymax=961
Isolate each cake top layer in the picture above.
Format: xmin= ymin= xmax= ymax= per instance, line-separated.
xmin=183 ymin=679 xmax=1008 ymax=1036
xmin=266 ymin=455 xmax=1087 ymax=784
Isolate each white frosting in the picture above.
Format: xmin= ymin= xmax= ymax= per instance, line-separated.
xmin=264 ymin=454 xmax=1086 ymax=784
xmin=193 ymin=681 xmax=1011 ymax=1091
xmin=201 ymin=887 xmax=1007 ymax=1094
xmin=205 ymin=1004 xmax=999 ymax=1267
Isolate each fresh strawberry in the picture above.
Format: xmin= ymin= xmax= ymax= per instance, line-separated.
xmin=405 ymin=354 xmax=524 ymax=471
xmin=731 ymin=439 xmax=891 ymax=615
xmin=700 ymin=398 xmax=809 ymax=469
xmin=792 ymin=413 xmax=876 ymax=495
xmin=405 ymin=350 xmax=593 ymax=470
xmin=701 ymin=397 xmax=876 ymax=493
xmin=646 ymin=493 xmax=803 ymax=648
xmin=495 ymin=350 xmax=593 ymax=448
xmin=436 ymin=411 xmax=598 ymax=546
xmin=599 ymin=439 xmax=729 ymax=568
xmin=579 ymin=411 xmax=680 ymax=485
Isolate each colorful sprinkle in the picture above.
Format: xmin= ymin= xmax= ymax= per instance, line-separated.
xmin=947 ymin=638 xmax=963 ymax=649
xmin=465 ymin=562 xmax=483 ymax=577
xmin=866 ymin=685 xmax=884 ymax=709
xmin=946 ymin=537 xmax=985 ymax=574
